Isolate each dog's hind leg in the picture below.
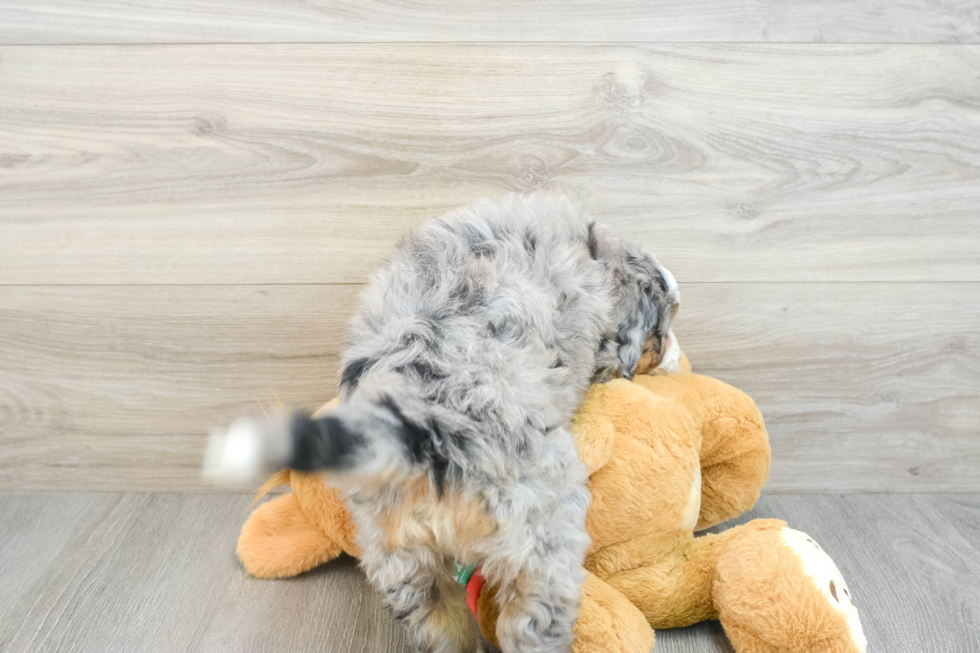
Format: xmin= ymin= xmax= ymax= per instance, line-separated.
xmin=484 ymin=468 xmax=591 ymax=653
xmin=362 ymin=545 xmax=477 ymax=653
xmin=488 ymin=516 xmax=589 ymax=652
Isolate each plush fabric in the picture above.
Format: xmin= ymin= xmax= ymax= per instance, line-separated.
xmin=237 ymin=354 xmax=866 ymax=652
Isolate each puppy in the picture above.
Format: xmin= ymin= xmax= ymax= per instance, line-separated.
xmin=205 ymin=195 xmax=679 ymax=653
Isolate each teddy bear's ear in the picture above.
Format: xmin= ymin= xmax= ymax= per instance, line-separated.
xmin=237 ymin=493 xmax=344 ymax=579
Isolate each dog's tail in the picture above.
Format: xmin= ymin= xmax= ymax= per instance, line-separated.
xmin=202 ymin=399 xmax=426 ymax=488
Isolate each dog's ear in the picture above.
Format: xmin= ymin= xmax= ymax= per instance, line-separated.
xmin=615 ymin=250 xmax=679 ymax=379
xmin=616 ymin=290 xmax=659 ymax=379
xmin=587 ymin=222 xmax=680 ymax=380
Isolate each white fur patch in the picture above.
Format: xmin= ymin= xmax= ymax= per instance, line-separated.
xmin=781 ymin=528 xmax=867 ymax=652
xmin=653 ymin=329 xmax=682 ymax=374
xmin=681 ymin=465 xmax=702 ymax=531
xmin=202 ymin=418 xmax=291 ymax=487
xmin=658 ymin=263 xmax=679 ymax=301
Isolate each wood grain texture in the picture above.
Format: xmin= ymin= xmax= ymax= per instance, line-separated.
xmin=679 ymin=283 xmax=980 ymax=493
xmin=0 ymin=492 xmax=410 ymax=653
xmin=0 ymin=492 xmax=121 ymax=652
xmin=194 ymin=555 xmax=409 ymax=653
xmin=0 ymin=1 xmax=978 ymax=44
xmin=1 ymin=283 xmax=976 ymax=492
xmin=1 ymin=492 xmax=976 ymax=652
xmin=2 ymin=44 xmax=979 ymax=284
xmin=0 ymin=285 xmax=359 ymax=492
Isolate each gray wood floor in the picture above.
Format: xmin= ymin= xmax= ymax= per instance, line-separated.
xmin=0 ymin=492 xmax=976 ymax=652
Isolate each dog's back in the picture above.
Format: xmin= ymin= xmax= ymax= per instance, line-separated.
xmin=336 ymin=195 xmax=616 ymax=480
xmin=206 ymin=194 xmax=678 ymax=495
xmin=204 ymin=195 xmax=678 ymax=653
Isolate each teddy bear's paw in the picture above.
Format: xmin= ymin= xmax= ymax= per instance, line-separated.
xmin=781 ymin=528 xmax=868 ymax=653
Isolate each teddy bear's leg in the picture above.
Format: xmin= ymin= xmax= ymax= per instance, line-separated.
xmin=601 ymin=530 xmax=737 ymax=629
xmin=289 ymin=471 xmax=362 ymax=557
xmin=713 ymin=521 xmax=867 ymax=653
xmin=600 ymin=520 xmax=801 ymax=631
xmin=236 ymin=492 xmax=344 ymax=579
xmin=573 ymin=572 xmax=656 ymax=653
xmin=360 ymin=544 xmax=477 ymax=653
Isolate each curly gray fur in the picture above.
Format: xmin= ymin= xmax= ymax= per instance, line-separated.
xmin=212 ymin=194 xmax=679 ymax=653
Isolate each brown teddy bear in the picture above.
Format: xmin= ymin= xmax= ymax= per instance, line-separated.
xmin=237 ymin=356 xmax=867 ymax=653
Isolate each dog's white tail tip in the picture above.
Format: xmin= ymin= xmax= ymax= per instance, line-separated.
xmin=202 ymin=418 xmax=267 ymax=487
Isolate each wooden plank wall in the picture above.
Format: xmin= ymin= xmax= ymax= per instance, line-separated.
xmin=1 ymin=5 xmax=978 ymax=492
xmin=0 ymin=1 xmax=977 ymax=44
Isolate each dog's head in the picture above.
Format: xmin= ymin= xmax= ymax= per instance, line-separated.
xmin=589 ymin=223 xmax=680 ymax=379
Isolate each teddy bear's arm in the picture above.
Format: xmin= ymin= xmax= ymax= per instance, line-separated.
xmin=632 ymin=373 xmax=770 ymax=530
xmin=569 ymin=384 xmax=620 ymax=474
xmin=692 ymin=376 xmax=770 ymax=530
